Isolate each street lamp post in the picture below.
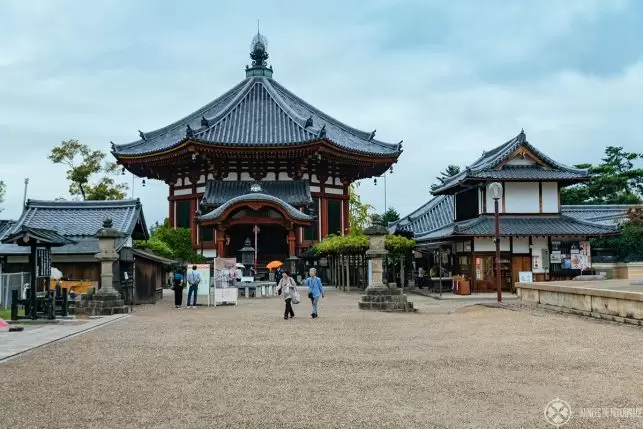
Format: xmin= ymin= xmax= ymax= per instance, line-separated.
xmin=488 ymin=182 xmax=503 ymax=303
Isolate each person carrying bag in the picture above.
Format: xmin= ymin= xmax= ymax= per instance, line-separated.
xmin=276 ymin=271 xmax=298 ymax=320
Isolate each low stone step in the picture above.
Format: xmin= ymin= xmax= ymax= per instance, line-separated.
xmin=358 ymin=301 xmax=417 ymax=312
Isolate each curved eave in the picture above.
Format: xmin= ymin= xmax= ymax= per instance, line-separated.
xmin=198 ymin=194 xmax=315 ymax=225
xmin=112 ymin=137 xmax=402 ymax=162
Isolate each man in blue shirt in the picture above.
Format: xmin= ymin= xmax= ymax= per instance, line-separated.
xmin=186 ymin=265 xmax=201 ymax=309
xmin=304 ymin=267 xmax=324 ymax=319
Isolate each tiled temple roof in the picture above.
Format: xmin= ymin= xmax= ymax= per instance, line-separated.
xmin=112 ymin=75 xmax=402 ymax=157
xmin=0 ymin=199 xmax=148 ymax=255
xmin=431 ymin=130 xmax=588 ymax=195
xmin=201 ymin=180 xmax=312 ymax=208
xmin=199 ymin=193 xmax=315 ymax=223
xmin=560 ymin=204 xmax=642 ymax=226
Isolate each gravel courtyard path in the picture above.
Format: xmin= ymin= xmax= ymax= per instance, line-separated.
xmin=1 ymin=290 xmax=641 ymax=428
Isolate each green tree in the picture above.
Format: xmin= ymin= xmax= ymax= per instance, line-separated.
xmin=49 ymin=139 xmax=128 ymax=201
xmin=591 ymin=207 xmax=643 ymax=260
xmin=434 ymin=164 xmax=461 ymax=186
xmin=349 ymin=183 xmax=374 ymax=234
xmin=383 ymin=207 xmax=400 ymax=224
xmin=136 ymin=219 xmax=205 ymax=263
xmin=0 ymin=180 xmax=5 ymax=212
xmin=561 ymin=147 xmax=643 ymax=205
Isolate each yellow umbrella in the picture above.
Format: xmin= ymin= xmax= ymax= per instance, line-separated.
xmin=266 ymin=260 xmax=283 ymax=269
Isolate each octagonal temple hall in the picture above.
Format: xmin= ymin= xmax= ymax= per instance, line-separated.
xmin=111 ymin=33 xmax=402 ymax=264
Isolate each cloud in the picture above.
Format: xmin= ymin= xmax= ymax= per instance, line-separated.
xmin=1 ymin=0 xmax=642 ymax=225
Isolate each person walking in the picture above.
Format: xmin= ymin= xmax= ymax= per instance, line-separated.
xmin=418 ymin=266 xmax=425 ymax=289
xmin=173 ymin=269 xmax=185 ymax=309
xmin=276 ymin=271 xmax=298 ymax=320
xmin=186 ymin=265 xmax=201 ymax=309
xmin=304 ymin=267 xmax=324 ymax=319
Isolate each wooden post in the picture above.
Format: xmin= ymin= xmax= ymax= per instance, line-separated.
xmin=346 ymin=255 xmax=351 ymax=292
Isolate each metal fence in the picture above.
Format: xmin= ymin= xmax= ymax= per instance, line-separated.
xmin=0 ymin=272 xmax=31 ymax=309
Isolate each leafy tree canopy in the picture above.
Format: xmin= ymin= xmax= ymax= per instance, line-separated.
xmin=432 ymin=164 xmax=461 ymax=188
xmin=371 ymin=207 xmax=400 ymax=227
xmin=49 ymin=139 xmax=128 ymax=200
xmin=591 ymin=207 xmax=643 ymax=261
xmin=561 ymin=146 xmax=643 ymax=205
xmin=314 ymin=232 xmax=415 ymax=256
xmin=135 ymin=219 xmax=205 ymax=263
xmin=349 ymin=183 xmax=374 ymax=234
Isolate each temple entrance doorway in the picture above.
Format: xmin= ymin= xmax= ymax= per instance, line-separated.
xmin=227 ymin=223 xmax=288 ymax=269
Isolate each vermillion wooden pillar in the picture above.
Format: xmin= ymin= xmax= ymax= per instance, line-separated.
xmin=288 ymin=228 xmax=296 ymax=256
xmin=216 ymin=227 xmax=226 ymax=258
xmin=343 ymin=198 xmax=350 ymax=234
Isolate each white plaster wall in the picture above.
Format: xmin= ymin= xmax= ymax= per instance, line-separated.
xmin=174 ymin=188 xmax=192 ymax=196
xmin=201 ymin=249 xmax=217 ymax=258
xmin=485 ymin=186 xmax=503 ymax=214
xmin=513 ymin=237 xmax=530 ymax=254
xmin=263 ymin=172 xmax=276 ymax=181
xmin=278 ymin=172 xmax=291 ymax=180
xmin=474 ymin=237 xmax=510 ymax=252
xmin=223 ymin=172 xmax=236 ymax=181
xmin=541 ymin=182 xmax=559 ymax=213
xmin=478 ymin=188 xmax=484 ymax=214
xmin=506 ymin=157 xmax=536 ymax=166
xmin=310 ymin=185 xmax=321 ymax=192
xmin=325 ymin=187 xmax=344 ymax=195
xmin=505 ymin=182 xmax=539 ymax=213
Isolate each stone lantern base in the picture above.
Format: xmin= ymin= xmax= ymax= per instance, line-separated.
xmin=78 ymin=289 xmax=129 ymax=316
xmin=358 ymin=287 xmax=417 ymax=312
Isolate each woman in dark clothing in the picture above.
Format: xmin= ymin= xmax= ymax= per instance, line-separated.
xmin=173 ymin=270 xmax=185 ymax=309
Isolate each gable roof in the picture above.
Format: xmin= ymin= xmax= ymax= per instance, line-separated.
xmin=111 ymin=76 xmax=402 ymax=158
xmin=1 ymin=225 xmax=76 ymax=247
xmin=201 ymin=180 xmax=312 ymax=208
xmin=0 ymin=220 xmax=16 ymax=241
xmin=431 ymin=130 xmax=589 ymax=195
xmin=0 ymin=199 xmax=148 ymax=256
xmin=388 ymin=195 xmax=454 ymax=236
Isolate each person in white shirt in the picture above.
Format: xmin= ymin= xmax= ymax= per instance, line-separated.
xmin=186 ymin=265 xmax=201 ymax=308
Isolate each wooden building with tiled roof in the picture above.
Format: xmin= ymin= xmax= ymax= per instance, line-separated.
xmin=391 ymin=130 xmax=621 ymax=293
xmin=0 ymin=199 xmax=174 ymax=303
xmin=111 ymin=33 xmax=402 ymax=264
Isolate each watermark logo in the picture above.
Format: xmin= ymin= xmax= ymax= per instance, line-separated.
xmin=544 ymin=398 xmax=572 ymax=427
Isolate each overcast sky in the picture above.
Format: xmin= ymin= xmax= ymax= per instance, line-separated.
xmin=1 ymin=0 xmax=642 ymax=226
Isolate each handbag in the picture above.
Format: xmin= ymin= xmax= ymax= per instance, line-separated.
xmin=292 ymin=282 xmax=301 ymax=304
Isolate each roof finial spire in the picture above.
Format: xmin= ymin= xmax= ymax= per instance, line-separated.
xmin=246 ymin=24 xmax=273 ymax=78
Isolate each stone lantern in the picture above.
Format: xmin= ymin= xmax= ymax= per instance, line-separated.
xmin=240 ymin=237 xmax=254 ymax=267
xmin=83 ymin=217 xmax=128 ymax=315
xmin=358 ymin=220 xmax=416 ymax=312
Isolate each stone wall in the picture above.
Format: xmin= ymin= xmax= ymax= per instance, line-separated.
xmin=593 ymin=262 xmax=643 ymax=280
xmin=517 ymin=281 xmax=643 ymax=324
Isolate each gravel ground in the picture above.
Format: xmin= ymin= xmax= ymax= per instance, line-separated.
xmin=1 ymin=290 xmax=642 ymax=429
